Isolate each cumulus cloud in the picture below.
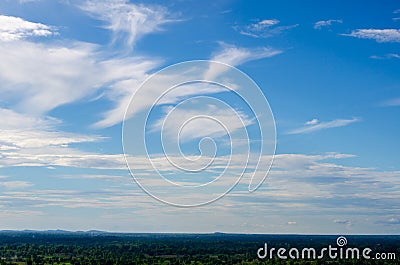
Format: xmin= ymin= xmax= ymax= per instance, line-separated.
xmin=343 ymin=29 xmax=400 ymax=43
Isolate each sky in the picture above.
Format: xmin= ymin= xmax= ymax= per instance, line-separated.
xmin=0 ymin=0 xmax=399 ymax=234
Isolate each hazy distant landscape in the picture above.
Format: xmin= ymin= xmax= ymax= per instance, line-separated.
xmin=0 ymin=231 xmax=399 ymax=264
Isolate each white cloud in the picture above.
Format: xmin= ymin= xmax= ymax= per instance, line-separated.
xmin=334 ymin=219 xmax=352 ymax=228
xmin=305 ymin=118 xmax=319 ymax=125
xmin=0 ymin=3 xmax=175 ymax=129
xmin=343 ymin=29 xmax=400 ymax=43
xmin=1 ymin=151 xmax=399 ymax=234
xmin=0 ymin=108 xmax=103 ymax=149
xmin=393 ymin=10 xmax=400 ymax=21
xmin=0 ymin=108 xmax=113 ymax=170
xmin=0 ymin=130 xmax=101 ymax=149
xmin=0 ymin=14 xmax=278 ymax=130
xmin=258 ymin=19 xmax=280 ymax=26
xmin=381 ymin=98 xmax=400 ymax=107
xmin=287 ymin=118 xmax=359 ymax=134
xmin=384 ymin=217 xmax=400 ymax=224
xmin=90 ymin=58 xmax=161 ymax=128
xmin=0 ymin=39 xmax=160 ymax=127
xmin=0 ymin=149 xmax=398 ymax=233
xmin=0 ymin=7 xmax=170 ymax=128
xmin=334 ymin=219 xmax=351 ymax=224
xmin=0 ymin=41 xmax=160 ymax=114
xmin=18 ymin=0 xmax=41 ymax=2
xmin=0 ymin=15 xmax=56 ymax=41
xmin=152 ymin=104 xmax=254 ymax=142
xmin=80 ymin=0 xmax=173 ymax=49
xmin=211 ymin=43 xmax=282 ymax=66
xmin=0 ymin=210 xmax=44 ymax=218
xmin=387 ymin=53 xmax=400 ymax=59
xmin=237 ymin=19 xmax=298 ymax=38
xmin=369 ymin=55 xmax=382 ymax=59
xmin=0 ymin=181 xmax=33 ymax=189
xmin=0 ymin=148 xmax=127 ymax=169
xmin=0 ymin=40 xmax=98 ymax=114
xmin=60 ymin=174 xmax=128 ymax=182
xmin=100 ymin=43 xmax=281 ymax=128
xmin=370 ymin=53 xmax=400 ymax=60
xmin=0 ymin=108 xmax=58 ymax=130
xmin=204 ymin=43 xmax=282 ymax=80
xmin=313 ymin=19 xmax=342 ymax=29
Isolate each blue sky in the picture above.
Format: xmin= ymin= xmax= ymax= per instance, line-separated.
xmin=0 ymin=0 xmax=399 ymax=233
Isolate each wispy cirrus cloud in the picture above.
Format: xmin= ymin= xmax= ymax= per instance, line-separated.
xmin=313 ymin=19 xmax=342 ymax=30
xmin=99 ymin=43 xmax=281 ymax=128
xmin=18 ymin=0 xmax=40 ymax=3
xmin=210 ymin=42 xmax=282 ymax=66
xmin=0 ymin=15 xmax=56 ymax=41
xmin=370 ymin=53 xmax=400 ymax=60
xmin=380 ymin=98 xmax=400 ymax=107
xmin=0 ymin=108 xmax=104 ymax=150
xmin=380 ymin=217 xmax=400 ymax=225
xmin=0 ymin=3 xmax=176 ymax=128
xmin=80 ymin=0 xmax=175 ymax=50
xmin=393 ymin=9 xmax=400 ymax=21
xmin=152 ymin=104 xmax=254 ymax=142
xmin=0 ymin=108 xmax=111 ymax=170
xmin=287 ymin=118 xmax=360 ymax=135
xmin=0 ymin=38 xmax=161 ymax=126
xmin=0 ymin=180 xmax=33 ymax=189
xmin=235 ymin=19 xmax=298 ymax=38
xmin=343 ymin=29 xmax=400 ymax=43
xmin=334 ymin=219 xmax=351 ymax=225
xmin=204 ymin=43 xmax=282 ymax=80
xmin=60 ymin=174 xmax=129 ymax=182
xmin=334 ymin=219 xmax=352 ymax=229
xmin=0 ymin=11 xmax=281 ymax=130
